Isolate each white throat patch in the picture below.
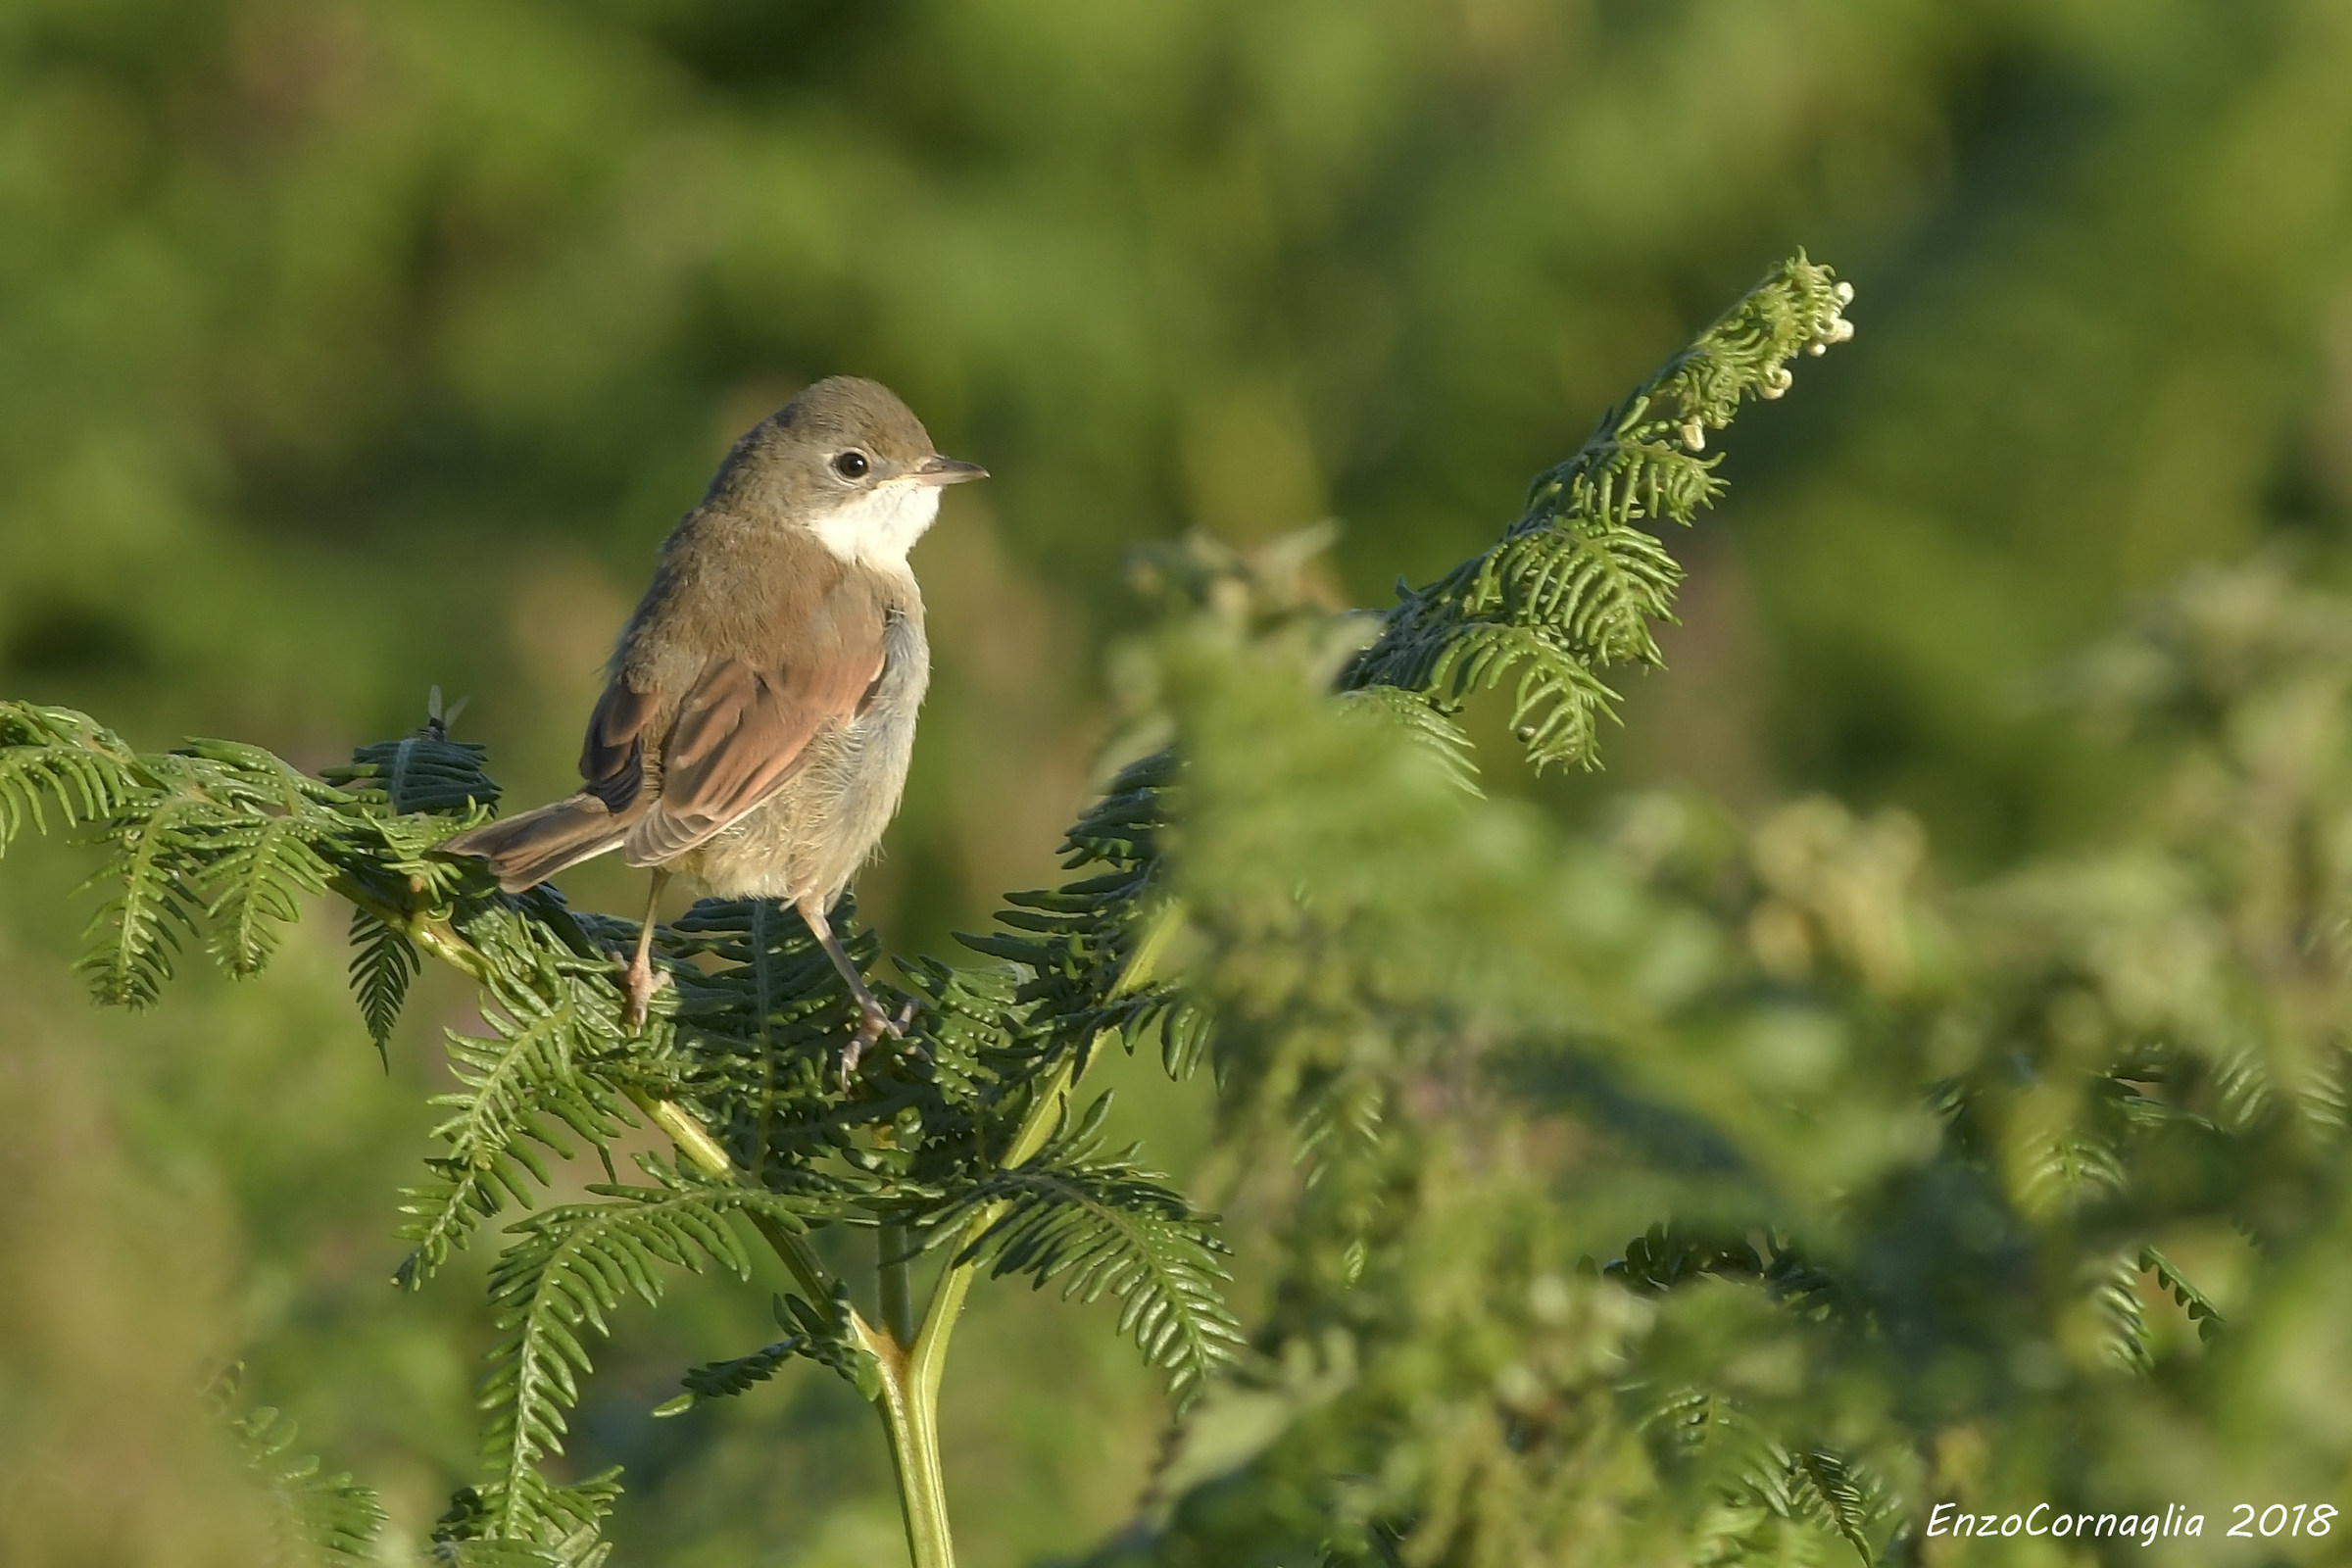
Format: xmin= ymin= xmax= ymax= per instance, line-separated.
xmin=808 ymin=480 xmax=944 ymax=571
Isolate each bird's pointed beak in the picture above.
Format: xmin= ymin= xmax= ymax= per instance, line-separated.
xmin=913 ymin=454 xmax=988 ymax=486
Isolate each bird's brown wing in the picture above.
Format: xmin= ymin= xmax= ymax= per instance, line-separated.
xmin=580 ymin=679 xmax=662 ymax=812
xmin=617 ymin=609 xmax=890 ymax=867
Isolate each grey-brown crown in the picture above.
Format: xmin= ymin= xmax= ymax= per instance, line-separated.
xmin=703 ymin=376 xmax=945 ymax=514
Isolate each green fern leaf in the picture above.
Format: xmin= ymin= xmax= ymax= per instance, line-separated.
xmin=662 ymin=896 xmax=880 ymax=1175
xmin=73 ymin=772 xmax=211 ymax=1007
xmin=395 ymin=915 xmax=636 ymax=1288
xmin=2140 ymin=1245 xmax=2225 ymax=1344
xmin=0 ymin=701 xmax=144 ymax=853
xmin=327 ymin=728 xmax=503 ymax=814
xmin=1339 ymin=684 xmax=1482 ymax=795
xmin=201 ymin=807 xmax=335 ymax=979
xmin=226 ymin=1401 xmax=389 ymax=1565
xmin=657 ymin=1338 xmax=806 ymax=1416
xmin=956 ymin=749 xmax=1200 ymax=1082
xmin=2093 ymin=1250 xmax=2153 ymax=1372
xmin=925 ymin=1093 xmax=1244 ymax=1406
xmin=1343 ymin=255 xmax=1853 ymax=774
xmin=652 ymin=1288 xmax=879 ymax=1415
xmin=1783 ymin=1447 xmax=1889 ymax=1564
xmin=350 ymin=906 xmax=421 ymax=1062
xmin=470 ymin=1170 xmax=810 ymax=1546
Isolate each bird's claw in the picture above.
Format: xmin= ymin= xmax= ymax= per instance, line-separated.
xmin=838 ymin=999 xmax=926 ymax=1082
xmin=612 ymin=953 xmax=672 ymax=1033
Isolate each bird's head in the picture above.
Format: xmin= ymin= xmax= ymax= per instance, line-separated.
xmin=710 ymin=375 xmax=986 ymax=568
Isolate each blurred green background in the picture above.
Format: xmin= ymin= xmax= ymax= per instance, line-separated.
xmin=3 ymin=1 xmax=2349 ymax=1562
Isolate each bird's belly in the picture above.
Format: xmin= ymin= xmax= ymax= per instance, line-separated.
xmin=674 ymin=666 xmax=924 ymax=906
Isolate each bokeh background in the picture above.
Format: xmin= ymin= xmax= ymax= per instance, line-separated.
xmin=4 ymin=1 xmax=2350 ymax=1563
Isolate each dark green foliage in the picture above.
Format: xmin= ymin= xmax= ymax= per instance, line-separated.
xmin=0 ymin=704 xmax=142 ymax=849
xmin=18 ymin=247 xmax=2339 ymax=1567
xmin=348 ymin=906 xmax=419 ymax=1063
xmin=466 ymin=1166 xmax=809 ymax=1552
xmin=0 ymin=690 xmax=1254 ymax=1560
xmin=926 ymin=1093 xmax=1244 ymax=1407
xmin=1072 ymin=559 xmax=2352 ymax=1565
xmin=394 ymin=902 xmax=641 ymax=1292
xmin=0 ymin=699 xmax=469 ymax=1014
xmin=433 ymin=1481 xmax=617 ymax=1568
xmin=956 ymin=747 xmax=1207 ymax=1079
xmin=211 ymin=1370 xmax=387 ymax=1566
xmin=327 ymin=717 xmax=503 ymax=816
xmin=661 ymin=894 xmax=896 ymax=1180
xmin=1344 ymin=256 xmax=1855 ymax=773
xmin=35 ymin=726 xmax=358 ymax=1006
xmin=2139 ymin=1246 xmax=2224 ymax=1345
xmin=9 ymin=3 xmax=2351 ymax=1559
xmin=660 ymin=1323 xmax=808 ymax=1415
xmin=657 ymin=1288 xmax=882 ymax=1417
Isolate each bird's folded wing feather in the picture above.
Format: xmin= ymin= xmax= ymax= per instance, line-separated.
xmin=580 ymin=681 xmax=661 ymax=812
xmin=607 ymin=618 xmax=889 ymax=867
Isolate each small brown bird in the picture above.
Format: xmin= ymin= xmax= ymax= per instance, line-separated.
xmin=442 ymin=377 xmax=984 ymax=1069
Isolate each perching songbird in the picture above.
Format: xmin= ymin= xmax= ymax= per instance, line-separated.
xmin=441 ymin=377 xmax=984 ymax=1069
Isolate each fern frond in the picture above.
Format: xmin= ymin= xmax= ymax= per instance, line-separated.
xmin=430 ymin=1542 xmax=575 ymax=1568
xmin=433 ymin=1479 xmax=615 ymax=1568
xmin=1493 ymin=510 xmax=1684 ymax=664
xmin=1781 ymin=1446 xmax=1891 ymax=1564
xmin=471 ymin=1168 xmax=810 ymax=1547
xmin=2092 ymin=1250 xmax=2153 ymax=1372
xmin=350 ymin=906 xmax=420 ymax=1062
xmin=1343 ymin=254 xmax=1853 ymax=772
xmin=226 ymin=1402 xmax=389 ymax=1565
xmin=663 ymin=896 xmax=883 ymax=1176
xmin=1680 ymin=1407 xmax=1893 ymax=1568
xmin=201 ymin=807 xmax=336 ymax=979
xmin=0 ymin=700 xmax=144 ymax=852
xmin=2017 ymin=1132 xmax=2127 ymax=1218
xmin=1338 ymin=684 xmax=1481 ymax=795
xmin=958 ymin=748 xmax=1203 ymax=1081
xmin=925 ymin=1093 xmax=1243 ymax=1406
xmin=658 ymin=1337 xmax=806 ymax=1415
xmin=28 ymin=729 xmax=359 ymax=1004
xmin=326 ymin=726 xmax=503 ymax=814
xmin=73 ymin=769 xmax=210 ymax=1007
xmin=396 ymin=913 xmax=636 ymax=1289
xmin=2140 ymin=1246 xmax=2224 ymax=1344
xmin=653 ymin=1287 xmax=879 ymax=1416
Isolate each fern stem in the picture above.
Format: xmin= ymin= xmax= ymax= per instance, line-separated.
xmin=632 ymin=1090 xmax=738 ymax=1188
xmin=871 ymin=1339 xmax=958 ymax=1568
xmin=328 ymin=875 xmax=494 ymax=987
xmin=879 ymin=1026 xmax=1098 ymax=1566
xmin=905 ymin=915 xmax=1164 ymax=1390
xmin=620 ymin=1086 xmax=842 ymax=1310
xmin=879 ymin=1222 xmax=916 ymax=1348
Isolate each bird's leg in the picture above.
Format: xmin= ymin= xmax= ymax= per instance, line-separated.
xmin=796 ymin=893 xmax=905 ymax=1077
xmin=618 ymin=867 xmax=672 ymax=1031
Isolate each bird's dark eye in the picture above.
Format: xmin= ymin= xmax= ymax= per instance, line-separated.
xmin=832 ymin=450 xmax=870 ymax=479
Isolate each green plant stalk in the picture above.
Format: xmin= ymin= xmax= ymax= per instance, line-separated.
xmin=616 ymin=1028 xmax=1079 ymax=1568
xmin=870 ymin=1328 xmax=958 ymax=1568
xmin=864 ymin=903 xmax=1179 ymax=1564
xmin=879 ymin=1222 xmax=916 ymax=1347
xmin=861 ymin=906 xmax=1180 ymax=1562
xmin=860 ymin=1054 xmax=1080 ymax=1568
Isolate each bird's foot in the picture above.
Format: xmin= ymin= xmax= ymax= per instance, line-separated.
xmin=612 ymin=952 xmax=672 ymax=1033
xmin=839 ymin=999 xmax=924 ymax=1082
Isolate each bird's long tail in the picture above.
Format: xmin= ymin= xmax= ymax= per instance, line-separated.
xmin=440 ymin=793 xmax=633 ymax=894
